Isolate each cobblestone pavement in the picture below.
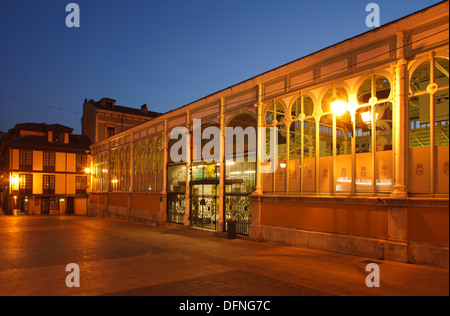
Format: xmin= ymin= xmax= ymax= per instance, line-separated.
xmin=0 ymin=216 xmax=448 ymax=297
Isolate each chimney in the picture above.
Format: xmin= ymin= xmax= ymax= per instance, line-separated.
xmin=141 ymin=104 xmax=148 ymax=114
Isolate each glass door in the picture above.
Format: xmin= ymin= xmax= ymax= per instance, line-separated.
xmin=191 ymin=184 xmax=219 ymax=230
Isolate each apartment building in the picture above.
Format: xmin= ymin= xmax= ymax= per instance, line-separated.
xmin=81 ymin=97 xmax=161 ymax=144
xmin=0 ymin=123 xmax=91 ymax=215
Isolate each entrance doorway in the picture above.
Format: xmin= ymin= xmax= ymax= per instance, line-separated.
xmin=66 ymin=197 xmax=74 ymax=215
xmin=190 ymin=183 xmax=219 ymax=230
xmin=41 ymin=197 xmax=50 ymax=215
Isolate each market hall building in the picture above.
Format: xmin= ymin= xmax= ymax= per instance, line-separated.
xmin=88 ymin=1 xmax=449 ymax=268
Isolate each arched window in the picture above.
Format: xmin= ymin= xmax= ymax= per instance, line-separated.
xmin=354 ymin=75 xmax=393 ymax=192
xmin=322 ymin=86 xmax=348 ymax=114
xmin=225 ymin=113 xmax=257 ymax=195
xmin=409 ymin=57 xmax=449 ymax=194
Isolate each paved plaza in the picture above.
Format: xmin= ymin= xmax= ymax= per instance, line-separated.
xmin=0 ymin=215 xmax=448 ymax=297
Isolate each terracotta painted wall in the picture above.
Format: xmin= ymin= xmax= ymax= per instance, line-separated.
xmin=91 ymin=194 xmax=106 ymax=205
xmin=408 ymin=206 xmax=449 ymax=246
xmin=131 ymin=195 xmax=160 ymax=211
xmin=108 ymin=194 xmax=128 ymax=208
xmin=261 ymin=201 xmax=388 ymax=239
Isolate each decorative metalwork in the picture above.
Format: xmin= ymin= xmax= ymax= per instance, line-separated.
xmin=167 ymin=194 xmax=185 ymax=224
xmin=225 ymin=195 xmax=252 ymax=235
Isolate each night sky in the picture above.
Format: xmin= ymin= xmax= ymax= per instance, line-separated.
xmin=0 ymin=0 xmax=443 ymax=134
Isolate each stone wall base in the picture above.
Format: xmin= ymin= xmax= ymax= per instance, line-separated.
xmin=88 ymin=204 xmax=161 ymax=226
xmin=250 ymin=225 xmax=449 ymax=269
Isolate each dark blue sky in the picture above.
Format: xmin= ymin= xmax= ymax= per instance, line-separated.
xmin=0 ymin=0 xmax=443 ymax=134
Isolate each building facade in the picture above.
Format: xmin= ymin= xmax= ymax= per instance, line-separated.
xmin=0 ymin=123 xmax=92 ymax=215
xmin=82 ymin=97 xmax=161 ymax=144
xmin=88 ymin=2 xmax=449 ymax=268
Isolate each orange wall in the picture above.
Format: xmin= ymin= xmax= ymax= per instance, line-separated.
xmin=108 ymin=194 xmax=128 ymax=208
xmin=131 ymin=195 xmax=160 ymax=211
xmin=91 ymin=194 xmax=106 ymax=205
xmin=261 ymin=201 xmax=388 ymax=239
xmin=408 ymin=206 xmax=449 ymax=246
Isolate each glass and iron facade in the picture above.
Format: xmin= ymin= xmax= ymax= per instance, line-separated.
xmin=89 ymin=2 xmax=449 ymax=267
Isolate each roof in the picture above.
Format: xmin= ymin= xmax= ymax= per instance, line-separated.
xmin=13 ymin=123 xmax=74 ymax=134
xmin=87 ymin=99 xmax=162 ymax=118
xmin=2 ymin=134 xmax=92 ymax=153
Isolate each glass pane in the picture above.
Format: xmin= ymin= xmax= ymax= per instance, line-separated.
xmin=411 ymin=61 xmax=430 ymax=93
xmin=304 ymin=96 xmax=314 ymax=117
xmin=358 ymin=77 xmax=372 ymax=105
xmin=303 ymin=119 xmax=316 ymax=159
xmin=225 ymin=160 xmax=256 ymax=195
xmin=355 ymin=107 xmax=372 ymax=192
xmin=168 ymin=164 xmax=186 ymax=193
xmin=375 ymin=76 xmax=391 ymax=100
xmin=409 ymin=95 xmax=430 ymax=148
xmin=289 ymin=159 xmax=301 ymax=193
xmin=355 ymin=106 xmax=372 ymax=153
xmin=291 ymin=98 xmax=301 ymax=121
xmin=375 ymin=102 xmax=393 ymax=192
xmin=303 ymin=118 xmax=316 ymax=193
xmin=266 ymin=104 xmax=285 ymax=126
xmin=337 ymin=112 xmax=352 ymax=155
xmin=435 ymin=58 xmax=449 ymax=87
xmin=278 ymin=125 xmax=287 ymax=161
xmin=319 ymin=114 xmax=333 ymax=157
xmin=376 ymin=102 xmax=393 ymax=152
xmin=436 ymin=89 xmax=449 ymax=146
xmin=275 ymin=104 xmax=285 ymax=124
xmin=289 ymin=121 xmax=302 ymax=160
xmin=336 ymin=154 xmax=351 ymax=192
xmin=167 ymin=194 xmax=185 ymax=224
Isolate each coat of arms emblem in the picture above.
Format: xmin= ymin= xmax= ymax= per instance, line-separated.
xmin=361 ymin=167 xmax=367 ymax=177
xmin=381 ymin=166 xmax=387 ymax=177
xmin=416 ymin=164 xmax=424 ymax=176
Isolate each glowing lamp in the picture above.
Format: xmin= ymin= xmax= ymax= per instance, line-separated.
xmin=330 ymin=98 xmax=348 ymax=116
xmin=280 ymin=162 xmax=287 ymax=169
xmin=361 ymin=111 xmax=379 ymax=124
xmin=85 ymin=168 xmax=91 ymax=174
xmin=11 ymin=176 xmax=19 ymax=191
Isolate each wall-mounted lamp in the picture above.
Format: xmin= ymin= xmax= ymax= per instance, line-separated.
xmin=85 ymin=168 xmax=91 ymax=174
xmin=280 ymin=162 xmax=287 ymax=169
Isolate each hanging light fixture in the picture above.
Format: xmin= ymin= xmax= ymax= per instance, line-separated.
xmin=360 ymin=110 xmax=379 ymax=124
xmin=330 ymin=97 xmax=349 ymax=116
